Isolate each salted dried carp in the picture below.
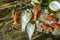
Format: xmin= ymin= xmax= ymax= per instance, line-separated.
xmin=21 ymin=9 xmax=32 ymax=31
xmin=27 ymin=23 xmax=35 ymax=40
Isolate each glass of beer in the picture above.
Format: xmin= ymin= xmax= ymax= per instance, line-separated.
xmin=48 ymin=1 xmax=60 ymax=16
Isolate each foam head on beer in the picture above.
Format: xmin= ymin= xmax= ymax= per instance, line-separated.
xmin=49 ymin=1 xmax=60 ymax=11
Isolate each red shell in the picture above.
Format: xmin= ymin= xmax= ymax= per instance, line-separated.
xmin=39 ymin=23 xmax=48 ymax=30
xmin=48 ymin=27 xmax=54 ymax=31
xmin=43 ymin=14 xmax=58 ymax=22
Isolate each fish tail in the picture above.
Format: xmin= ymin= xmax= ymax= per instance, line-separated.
xmin=29 ymin=35 xmax=32 ymax=40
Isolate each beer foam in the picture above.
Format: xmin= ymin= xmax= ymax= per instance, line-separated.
xmin=49 ymin=1 xmax=60 ymax=11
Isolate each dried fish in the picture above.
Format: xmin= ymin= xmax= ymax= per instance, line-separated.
xmin=21 ymin=9 xmax=32 ymax=31
xmin=27 ymin=23 xmax=35 ymax=40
